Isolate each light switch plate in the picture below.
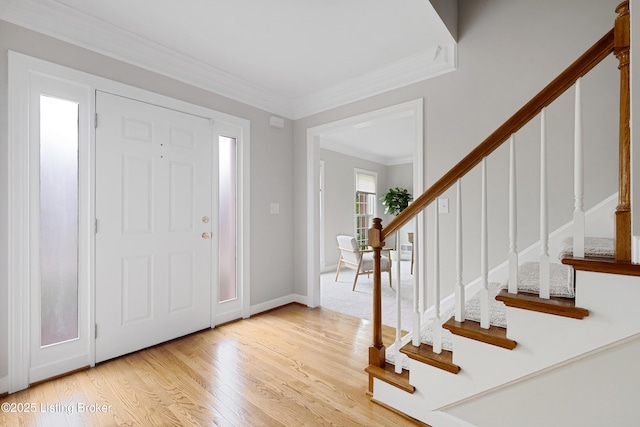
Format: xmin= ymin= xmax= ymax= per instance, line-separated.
xmin=438 ymin=197 xmax=449 ymax=214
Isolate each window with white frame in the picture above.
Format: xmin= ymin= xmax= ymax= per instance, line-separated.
xmin=355 ymin=170 xmax=377 ymax=249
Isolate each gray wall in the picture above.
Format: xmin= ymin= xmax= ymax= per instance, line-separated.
xmin=293 ymin=0 xmax=620 ymax=299
xmin=387 ymin=163 xmax=413 ymax=195
xmin=0 ymin=20 xmax=294 ymax=380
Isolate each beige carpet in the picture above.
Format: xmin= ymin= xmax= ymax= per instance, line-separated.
xmin=320 ymin=260 xmax=414 ymax=331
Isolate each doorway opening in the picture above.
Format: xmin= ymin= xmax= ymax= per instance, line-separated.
xmin=305 ymin=99 xmax=424 ymax=328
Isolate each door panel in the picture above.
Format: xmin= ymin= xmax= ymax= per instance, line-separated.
xmin=95 ymin=92 xmax=213 ymax=363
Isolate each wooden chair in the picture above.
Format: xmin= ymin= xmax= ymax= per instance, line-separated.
xmin=335 ymin=235 xmax=392 ymax=291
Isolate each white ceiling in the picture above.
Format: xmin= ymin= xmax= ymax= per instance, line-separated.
xmin=0 ymin=0 xmax=457 ymax=119
xmin=321 ymin=115 xmax=414 ymax=165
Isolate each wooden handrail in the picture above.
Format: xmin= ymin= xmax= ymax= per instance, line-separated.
xmin=380 ymin=29 xmax=614 ymax=241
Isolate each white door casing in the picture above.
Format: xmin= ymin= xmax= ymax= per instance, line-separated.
xmin=95 ymin=92 xmax=214 ymax=363
xmin=305 ymin=99 xmax=425 ymax=308
xmin=8 ymin=52 xmax=251 ymax=392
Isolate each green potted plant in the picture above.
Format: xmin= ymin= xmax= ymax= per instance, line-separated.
xmin=380 ymin=187 xmax=413 ymax=284
xmin=380 ymin=187 xmax=413 ymax=216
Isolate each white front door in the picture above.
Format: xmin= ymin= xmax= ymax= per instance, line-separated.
xmin=95 ymin=92 xmax=214 ymax=363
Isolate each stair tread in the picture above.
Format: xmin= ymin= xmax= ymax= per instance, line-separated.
xmin=558 ymin=236 xmax=615 ymax=259
xmin=442 ymin=318 xmax=517 ymax=350
xmin=562 ymin=256 xmax=640 ymax=277
xmin=510 ymin=261 xmax=575 ymax=298
xmin=495 ymin=289 xmax=589 ymax=319
xmin=400 ymin=342 xmax=460 ymax=374
xmin=365 ymin=364 xmax=415 ymax=394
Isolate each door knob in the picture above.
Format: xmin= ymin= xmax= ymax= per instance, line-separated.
xmin=202 ymin=232 xmax=211 ymax=239
xmin=202 ymin=216 xmax=209 ymax=223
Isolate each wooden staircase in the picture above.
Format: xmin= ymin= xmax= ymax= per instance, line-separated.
xmin=364 ymin=3 xmax=635 ymax=425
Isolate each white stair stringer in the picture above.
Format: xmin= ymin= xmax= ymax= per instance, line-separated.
xmin=372 ymin=270 xmax=640 ymax=425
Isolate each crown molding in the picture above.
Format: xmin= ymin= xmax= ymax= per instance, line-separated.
xmin=387 ymin=157 xmax=414 ymax=166
xmin=0 ymin=0 xmax=294 ymax=117
xmin=0 ymin=0 xmax=456 ymax=120
xmin=290 ymin=44 xmax=457 ymax=119
xmin=320 ymin=138 xmax=411 ymax=166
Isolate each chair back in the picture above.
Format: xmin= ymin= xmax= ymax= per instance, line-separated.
xmin=336 ymin=235 xmax=360 ymax=264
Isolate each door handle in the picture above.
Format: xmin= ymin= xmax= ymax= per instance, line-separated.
xmin=202 ymin=232 xmax=211 ymax=240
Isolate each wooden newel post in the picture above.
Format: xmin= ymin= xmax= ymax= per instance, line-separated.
xmin=368 ymin=218 xmax=385 ymax=374
xmin=615 ymin=1 xmax=631 ymax=262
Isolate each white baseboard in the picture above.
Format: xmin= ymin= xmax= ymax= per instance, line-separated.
xmin=249 ymin=294 xmax=311 ymax=317
xmin=0 ymin=375 xmax=8 ymax=394
xmin=250 ymin=294 xmax=297 ymax=316
xmin=321 ymin=264 xmax=338 ymax=274
xmin=292 ymin=294 xmax=309 ymax=306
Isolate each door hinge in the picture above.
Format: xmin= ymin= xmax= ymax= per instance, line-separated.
xmin=95 ymin=218 xmax=98 ymax=233
xmin=94 ymin=113 xmax=98 ymax=129
xmin=94 ymin=324 xmax=98 ymax=339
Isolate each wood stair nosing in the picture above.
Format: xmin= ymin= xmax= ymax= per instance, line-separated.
xmin=442 ymin=318 xmax=517 ymax=350
xmin=365 ymin=363 xmax=415 ymax=394
xmin=562 ymin=256 xmax=640 ymax=277
xmin=400 ymin=342 xmax=461 ymax=374
xmin=495 ymin=289 xmax=589 ymax=319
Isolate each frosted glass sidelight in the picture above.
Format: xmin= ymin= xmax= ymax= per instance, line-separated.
xmin=219 ymin=136 xmax=237 ymax=302
xmin=39 ymin=95 xmax=79 ymax=347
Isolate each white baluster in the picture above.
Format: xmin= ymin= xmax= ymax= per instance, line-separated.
xmin=455 ymin=179 xmax=465 ymax=322
xmin=433 ymin=203 xmax=442 ymax=353
xmin=508 ymin=135 xmax=519 ymax=294
xmin=573 ymin=78 xmax=585 ymax=258
xmin=540 ymin=108 xmax=550 ymax=299
xmin=412 ymin=217 xmax=421 ymax=347
xmin=393 ymin=238 xmax=403 ymax=374
xmin=480 ymin=158 xmax=490 ymax=329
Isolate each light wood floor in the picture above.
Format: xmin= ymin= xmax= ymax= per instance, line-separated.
xmin=0 ymin=304 xmax=423 ymax=426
